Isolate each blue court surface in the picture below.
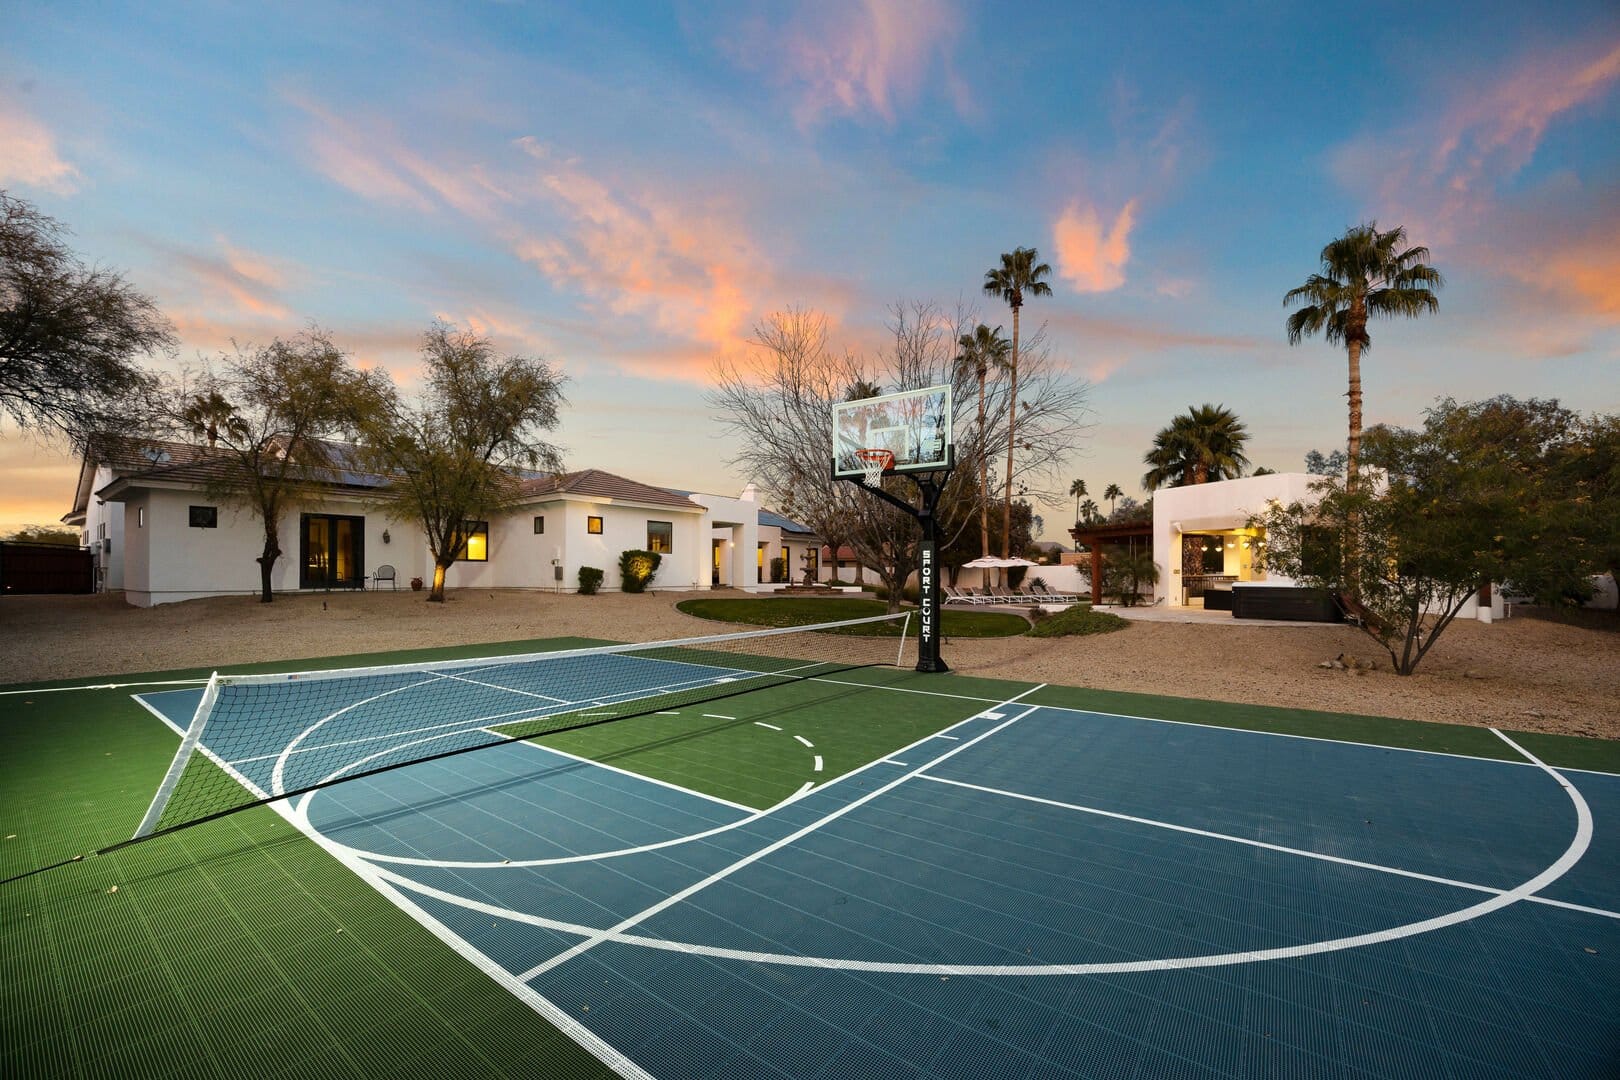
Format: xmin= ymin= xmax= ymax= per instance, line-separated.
xmin=137 ymin=672 xmax=1620 ymax=1079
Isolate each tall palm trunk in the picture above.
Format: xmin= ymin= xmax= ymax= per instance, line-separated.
xmin=1343 ymin=301 xmax=1367 ymax=597
xmin=977 ymin=363 xmax=991 ymax=589
xmin=1345 ymin=336 xmax=1363 ymax=495
xmin=1002 ymin=302 xmax=1021 ymax=558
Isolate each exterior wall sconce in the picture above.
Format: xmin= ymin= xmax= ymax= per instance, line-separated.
xmin=382 ymin=529 xmax=391 ymax=544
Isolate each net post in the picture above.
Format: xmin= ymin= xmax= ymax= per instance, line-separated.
xmin=896 ymin=612 xmax=912 ymax=668
xmin=132 ymin=671 xmax=222 ymax=840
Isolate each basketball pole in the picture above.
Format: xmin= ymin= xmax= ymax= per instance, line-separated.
xmin=832 ymin=448 xmax=952 ymax=674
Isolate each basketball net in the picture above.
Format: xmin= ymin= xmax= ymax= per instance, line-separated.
xmin=854 ymin=448 xmax=894 ymax=488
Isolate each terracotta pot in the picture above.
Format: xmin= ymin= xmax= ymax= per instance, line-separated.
xmin=410 ymin=577 xmax=423 ymax=591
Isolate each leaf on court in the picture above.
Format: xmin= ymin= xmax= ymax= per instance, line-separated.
xmin=106 ymin=885 xmax=118 ymax=894
xmin=1586 ymin=947 xmax=1599 ymax=954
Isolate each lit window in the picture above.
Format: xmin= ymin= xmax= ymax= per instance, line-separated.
xmin=533 ymin=515 xmax=544 ymax=534
xmin=647 ymin=521 xmax=672 ymax=553
xmin=456 ymin=521 xmax=489 ymax=562
xmin=587 ymin=516 xmax=603 ymax=535
xmin=189 ymin=506 xmax=218 ymax=529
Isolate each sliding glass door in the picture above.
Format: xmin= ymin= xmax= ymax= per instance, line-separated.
xmin=301 ymin=514 xmax=365 ymax=589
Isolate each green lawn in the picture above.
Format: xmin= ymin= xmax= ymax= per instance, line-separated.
xmin=674 ymin=595 xmax=1030 ymax=636
xmin=3 ymin=634 xmax=1616 ymax=1079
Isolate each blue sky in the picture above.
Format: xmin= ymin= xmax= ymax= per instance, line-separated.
xmin=4 ymin=1 xmax=1618 ymax=537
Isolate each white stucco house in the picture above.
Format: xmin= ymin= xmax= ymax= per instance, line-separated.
xmin=1151 ymin=472 xmax=1504 ymax=621
xmin=63 ymin=439 xmax=826 ymax=606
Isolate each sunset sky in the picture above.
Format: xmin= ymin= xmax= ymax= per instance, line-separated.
xmin=4 ymin=2 xmax=1618 ymax=540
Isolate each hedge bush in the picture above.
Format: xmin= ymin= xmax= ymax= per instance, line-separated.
xmin=618 ymin=549 xmax=662 ymax=593
xmin=577 ymin=566 xmax=604 ymax=595
xmin=1026 ymin=606 xmax=1126 ymax=637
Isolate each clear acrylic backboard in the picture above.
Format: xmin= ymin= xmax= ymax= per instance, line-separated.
xmin=830 ymin=384 xmax=953 ymax=479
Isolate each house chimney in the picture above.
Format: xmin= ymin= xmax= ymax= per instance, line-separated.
xmin=740 ymin=482 xmax=758 ymax=501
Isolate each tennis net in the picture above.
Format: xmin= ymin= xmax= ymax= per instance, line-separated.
xmin=130 ymin=611 xmax=914 ymax=844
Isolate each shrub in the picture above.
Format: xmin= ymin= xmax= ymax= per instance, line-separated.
xmin=769 ymin=556 xmax=787 ymax=583
xmin=1008 ymin=565 xmax=1029 ymax=589
xmin=1027 ymin=606 xmax=1127 ymax=637
xmin=618 ymin=549 xmax=662 ymax=593
xmin=578 ymin=566 xmax=604 ymax=595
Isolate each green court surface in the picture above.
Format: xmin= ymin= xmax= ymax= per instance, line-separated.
xmin=2 ymin=635 xmax=1616 ymax=1078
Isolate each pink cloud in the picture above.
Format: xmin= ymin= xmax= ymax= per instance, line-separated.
xmin=1332 ymin=39 xmax=1620 ymax=240
xmin=1052 ymin=199 xmax=1137 ymax=293
xmin=717 ymin=0 xmax=968 ymax=128
xmin=511 ymin=139 xmax=771 ymax=378
xmin=159 ymin=236 xmax=295 ymax=323
xmin=287 ymin=91 xmax=511 ymax=221
xmin=0 ymin=100 xmax=80 ymax=192
xmin=1326 ymin=37 xmax=1620 ymax=336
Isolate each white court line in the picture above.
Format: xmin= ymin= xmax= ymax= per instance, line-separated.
xmin=702 ymin=714 xmax=736 ymax=720
xmin=935 ymin=734 xmax=959 ymax=741
xmin=885 ymin=760 xmax=910 ymax=767
xmin=318 ymin=681 xmax=1005 ymax=869
xmin=369 ymin=723 xmax=1600 ymax=979
xmin=502 ymin=741 xmax=756 ymax=814
xmin=800 ymin=674 xmax=1620 ymax=779
xmin=813 ymin=756 xmax=823 ymax=773
xmin=431 ymin=670 xmax=572 ymax=704
xmin=919 ymin=774 xmax=1620 ymax=921
xmin=754 ymin=722 xmax=782 ymax=731
xmin=794 ymin=735 xmax=814 ymax=748
xmin=517 ymin=687 xmax=1048 ymax=981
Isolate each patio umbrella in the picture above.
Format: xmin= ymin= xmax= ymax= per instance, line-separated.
xmin=961 ymin=556 xmax=1008 ymax=568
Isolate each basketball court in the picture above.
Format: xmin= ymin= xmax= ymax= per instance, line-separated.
xmin=126 ymin=642 xmax=1620 ymax=1079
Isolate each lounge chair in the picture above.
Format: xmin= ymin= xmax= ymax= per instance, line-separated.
xmin=988 ymin=586 xmax=1024 ymax=604
xmin=943 ymin=585 xmax=983 ymax=605
xmin=1032 ymin=582 xmax=1079 ymax=603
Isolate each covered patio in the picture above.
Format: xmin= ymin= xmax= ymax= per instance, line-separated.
xmin=1066 ymin=521 xmax=1154 ymax=605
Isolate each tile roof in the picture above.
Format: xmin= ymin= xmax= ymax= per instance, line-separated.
xmin=517 ymin=469 xmax=701 ymax=510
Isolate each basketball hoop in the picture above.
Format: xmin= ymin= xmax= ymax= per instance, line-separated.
xmin=854 ymin=448 xmax=894 ymax=487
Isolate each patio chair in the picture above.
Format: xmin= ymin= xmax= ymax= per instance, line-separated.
xmin=372 ymin=564 xmax=397 ymax=590
xmin=988 ymin=586 xmax=1023 ymax=604
xmin=1033 ymin=582 xmax=1080 ymax=603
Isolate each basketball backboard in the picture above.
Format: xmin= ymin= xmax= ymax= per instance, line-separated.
xmin=831 ymin=384 xmax=953 ymax=479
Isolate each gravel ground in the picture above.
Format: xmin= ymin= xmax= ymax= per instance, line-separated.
xmin=1 ymin=589 xmax=1614 ymax=740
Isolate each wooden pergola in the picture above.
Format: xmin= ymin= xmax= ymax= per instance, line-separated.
xmin=1066 ymin=521 xmax=1154 ymax=604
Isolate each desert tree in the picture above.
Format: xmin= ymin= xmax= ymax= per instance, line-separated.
xmin=982 ymin=246 xmax=1053 ymax=556
xmin=1 ymin=191 xmax=174 ymax=449
xmin=358 ymin=323 xmax=566 ymax=602
xmin=1284 ymin=223 xmax=1442 ymax=494
xmin=170 ymin=330 xmax=386 ymax=602
xmin=1103 ymin=482 xmax=1123 ymax=516
xmin=1253 ymin=396 xmax=1582 ymax=674
xmin=710 ymin=302 xmax=1087 ymax=610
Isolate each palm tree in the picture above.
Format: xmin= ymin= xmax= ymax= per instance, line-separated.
xmin=1141 ymin=404 xmax=1251 ymax=490
xmin=1068 ymin=477 xmax=1087 ymax=527
xmin=954 ymin=325 xmax=1011 ymax=570
xmin=983 ymin=246 xmax=1053 ymax=557
xmin=1080 ymin=497 xmax=1099 ymax=523
xmin=1284 ymin=223 xmax=1442 ymax=493
xmin=1103 ymin=482 xmax=1123 ymax=519
xmin=845 ymin=379 xmax=883 ymax=402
